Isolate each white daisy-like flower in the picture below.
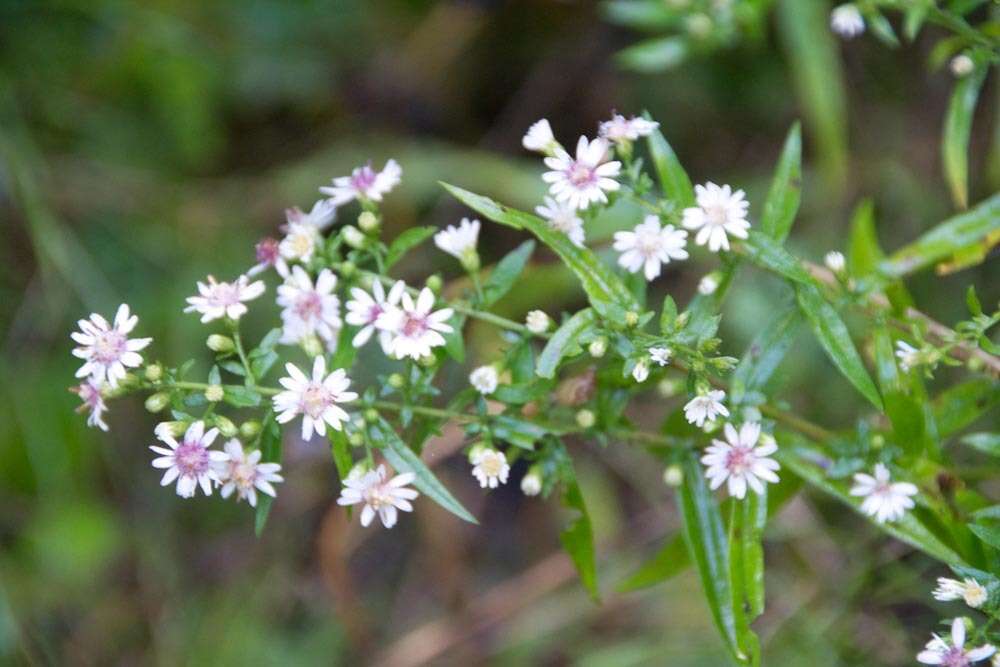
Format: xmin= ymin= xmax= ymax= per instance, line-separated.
xmin=434 ymin=218 xmax=480 ymax=262
xmin=277 ymin=266 xmax=341 ymax=346
xmin=337 ymin=464 xmax=419 ymax=529
xmin=248 ymin=237 xmax=287 ymax=277
xmin=377 ymin=287 xmax=454 ymax=360
xmin=214 ymin=439 xmax=284 ymax=507
xmin=525 ymin=310 xmax=550 ymax=334
xmin=521 ymin=470 xmax=543 ymax=496
xmin=72 ymin=304 xmax=152 ymax=389
xmin=320 ymin=159 xmax=402 ymax=206
xmin=70 ymin=380 xmax=109 ymax=431
xmin=701 ymin=422 xmax=780 ymax=499
xmin=613 ymin=215 xmax=689 ymax=280
xmin=273 ymin=356 xmax=358 ymax=441
xmin=684 ymin=389 xmax=730 ymax=427
xmin=830 ymin=4 xmax=865 ymax=38
xmin=895 ymin=340 xmax=920 ymax=372
xmin=469 ymin=365 xmax=499 ymax=395
xmin=917 ymin=618 xmax=996 ymax=665
xmin=522 ymin=119 xmax=559 ymax=155
xmin=934 ymin=577 xmax=989 ymax=609
xmin=471 ymin=449 xmax=510 ymax=489
xmin=184 ymin=274 xmax=265 ymax=323
xmin=279 ymin=221 xmax=322 ymax=265
xmin=149 ymin=420 xmax=225 ymax=498
xmin=850 ymin=463 xmax=918 ymax=523
xmin=824 ymin=251 xmax=846 ymax=274
xmin=632 ymin=360 xmax=650 ymax=383
xmin=682 ymin=182 xmax=751 ymax=252
xmin=599 ymin=113 xmax=659 ymax=143
xmin=344 ymin=279 xmax=405 ymax=352
xmin=286 ymin=198 xmax=338 ymax=230
xmin=535 ymin=196 xmax=586 ymax=247
xmin=543 ymin=136 xmax=621 ymax=210
xmin=650 ymin=347 xmax=671 ymax=366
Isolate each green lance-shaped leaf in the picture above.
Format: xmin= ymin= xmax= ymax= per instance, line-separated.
xmin=603 ymin=0 xmax=675 ymax=30
xmin=968 ymin=523 xmax=1000 ymax=553
xmin=730 ymin=488 xmax=767 ymax=621
xmin=328 ymin=428 xmax=353 ymax=482
xmin=880 ymin=192 xmax=1000 ymax=278
xmin=442 ymin=183 xmax=639 ymax=318
xmin=254 ymin=413 xmax=282 ymax=536
xmin=932 ymin=378 xmax=1000 ymax=439
xmin=761 ymin=122 xmax=802 ymax=244
xmin=537 ymin=308 xmax=597 ymax=379
xmin=846 ymin=200 xmax=914 ymax=310
xmin=795 ymin=283 xmax=883 ymax=410
xmin=385 ymin=225 xmax=437 ymax=269
xmin=943 ymin=66 xmax=987 ymax=210
xmin=373 ymin=417 xmax=478 ymax=524
xmin=872 ymin=324 xmax=934 ymax=458
xmin=645 ymin=123 xmax=695 ymax=207
xmin=560 ymin=460 xmax=600 ymax=601
xmin=730 ymin=302 xmax=802 ymax=407
xmin=480 ymin=240 xmax=534 ymax=306
xmin=615 ymin=36 xmax=688 ymax=73
xmin=741 ymin=231 xmax=815 ymax=286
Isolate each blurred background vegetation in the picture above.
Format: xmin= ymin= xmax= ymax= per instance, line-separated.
xmin=1 ymin=0 xmax=997 ymax=664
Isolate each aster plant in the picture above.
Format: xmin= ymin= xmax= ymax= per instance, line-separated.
xmin=70 ymin=112 xmax=999 ymax=665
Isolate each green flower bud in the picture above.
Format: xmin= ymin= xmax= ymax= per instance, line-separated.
xmin=387 ymin=373 xmax=405 ymax=389
xmin=575 ymin=409 xmax=596 ymax=429
xmin=214 ymin=415 xmax=238 ymax=437
xmin=158 ymin=421 xmax=188 ymax=438
xmin=301 ymin=334 xmax=324 ymax=358
xmin=418 ymin=354 xmax=438 ymax=368
xmin=239 ymin=420 xmax=261 ymax=439
xmin=205 ymin=384 xmax=225 ymax=403
xmin=625 ymin=311 xmax=639 ymax=327
xmin=144 ymin=392 xmax=170 ymax=413
xmin=588 ymin=337 xmax=607 ymax=358
xmin=339 ymin=261 xmax=356 ymax=278
xmin=467 ymin=442 xmax=489 ymax=463
xmin=657 ymin=377 xmax=682 ymax=398
xmin=363 ymin=408 xmax=379 ymax=424
xmin=207 ymin=334 xmax=234 ymax=353
xmin=144 ymin=364 xmax=164 ymax=382
xmin=425 ymin=274 xmax=443 ymax=293
xmin=358 ymin=211 xmax=380 ymax=234
xmin=663 ymin=464 xmax=684 ymax=487
xmin=460 ymin=249 xmax=480 ymax=273
xmin=348 ymin=432 xmax=364 ymax=447
xmin=343 ymin=225 xmax=366 ymax=249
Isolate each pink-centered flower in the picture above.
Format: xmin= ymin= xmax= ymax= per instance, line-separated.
xmin=543 ymin=136 xmax=621 ymax=210
xmin=613 ymin=215 xmax=689 ymax=280
xmin=70 ymin=379 xmax=109 ymax=431
xmin=917 ymin=618 xmax=995 ymax=665
xmin=320 ymin=160 xmax=402 ymax=206
xmin=536 ymin=196 xmax=585 ymax=247
xmin=149 ymin=420 xmax=225 ymax=498
xmin=701 ymin=422 xmax=780 ymax=499
xmin=377 ymin=287 xmax=454 ymax=360
xmin=184 ymin=274 xmax=265 ymax=323
xmin=72 ymin=304 xmax=152 ymax=389
xmin=599 ymin=113 xmax=659 ymax=143
xmin=277 ymin=266 xmax=341 ymax=346
xmin=345 ymin=279 xmax=405 ymax=352
xmin=214 ymin=439 xmax=283 ymax=507
xmin=850 ymin=463 xmax=918 ymax=523
xmin=337 ymin=464 xmax=419 ymax=528
xmin=273 ymin=356 xmax=358 ymax=441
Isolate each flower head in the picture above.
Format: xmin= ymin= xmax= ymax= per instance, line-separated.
xmin=286 ymin=198 xmax=338 ymax=230
xmin=522 ymin=119 xmax=559 ymax=155
xmin=830 ymin=4 xmax=865 ymax=38
xmin=248 ymin=237 xmax=286 ymax=277
xmin=434 ymin=218 xmax=480 ymax=267
xmin=70 ymin=380 xmax=109 ymax=431
xmin=279 ymin=221 xmax=322 ymax=265
xmin=72 ymin=304 xmax=152 ymax=389
xmin=896 ymin=340 xmax=920 ymax=372
xmin=543 ymin=136 xmax=621 ymax=210
xmin=320 ymin=160 xmax=401 ymax=206
xmin=184 ymin=275 xmax=265 ymax=323
xmin=521 ymin=469 xmax=543 ymax=496
xmin=525 ymin=310 xmax=550 ymax=334
xmin=650 ymin=347 xmax=672 ymax=366
xmin=470 ymin=365 xmax=499 ymax=395
xmin=535 ymin=196 xmax=586 ymax=247
xmin=632 ymin=360 xmax=650 ymax=383
xmin=377 ymin=287 xmax=454 ymax=360
xmin=934 ymin=577 xmax=989 ymax=609
xmin=273 ymin=356 xmax=358 ymax=441
xmin=682 ymin=182 xmax=750 ymax=252
xmin=825 ymin=251 xmax=846 ymax=274
xmin=214 ymin=439 xmax=283 ymax=507
xmin=850 ymin=463 xmax=918 ymax=523
xmin=337 ymin=464 xmax=419 ymax=528
xmin=614 ymin=215 xmax=689 ymax=280
xmin=917 ymin=618 xmax=995 ymax=665
xmin=701 ymin=422 xmax=780 ymax=499
xmin=599 ymin=114 xmax=659 ymax=144
xmin=344 ymin=279 xmax=405 ymax=353
xmin=684 ymin=389 xmax=729 ymax=427
xmin=277 ymin=266 xmax=341 ymax=346
xmin=471 ymin=449 xmax=510 ymax=489
xmin=149 ymin=420 xmax=224 ymax=498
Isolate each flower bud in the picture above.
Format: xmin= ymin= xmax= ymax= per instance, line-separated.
xmin=239 ymin=420 xmax=261 ymax=439
xmin=363 ymin=408 xmax=379 ymax=424
xmin=214 ymin=415 xmax=238 ymax=437
xmin=156 ymin=421 xmax=187 ymax=438
xmin=632 ymin=360 xmax=650 ymax=383
xmin=339 ymin=261 xmax=357 ymax=278
xmin=358 ymin=211 xmax=380 ymax=234
xmin=588 ymin=337 xmax=607 ymax=358
xmin=575 ymin=409 xmax=596 ymax=429
xmin=521 ymin=467 xmax=543 ymax=496
xmin=951 ymin=54 xmax=974 ymax=77
xmin=145 ymin=392 xmax=170 ymax=413
xmin=387 ymin=373 xmax=405 ymax=389
xmin=871 ymin=434 xmax=885 ymax=450
xmin=144 ymin=363 xmax=164 ymax=382
xmin=205 ymin=384 xmax=225 ymax=403
xmin=425 ymin=274 xmax=443 ymax=293
xmin=348 ymin=432 xmax=364 ymax=447
xmin=418 ymin=354 xmax=437 ymax=368
xmin=824 ymin=251 xmax=846 ymax=275
xmin=657 ymin=377 xmax=682 ymax=398
xmin=118 ymin=373 xmax=140 ymax=389
xmin=525 ymin=310 xmax=550 ymax=334
xmin=343 ymin=225 xmax=366 ymax=249
xmin=663 ymin=464 xmax=684 ymax=487
xmin=460 ymin=248 xmax=480 ymax=273
xmin=967 ymin=356 xmax=984 ymax=373
xmin=301 ymin=334 xmax=324 ymax=358
xmin=624 ymin=311 xmax=640 ymax=327
xmin=698 ymin=273 xmax=720 ymax=295
xmin=207 ymin=334 xmax=235 ymax=353
xmin=685 ymin=12 xmax=712 ymax=38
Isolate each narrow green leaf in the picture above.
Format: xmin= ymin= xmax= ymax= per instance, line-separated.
xmin=867 ymin=12 xmax=900 ymax=47
xmin=933 ymin=378 xmax=1000 ymax=438
xmin=617 ymin=535 xmax=690 ymax=592
xmin=961 ymin=432 xmax=1000 ymax=457
xmin=560 ymin=474 xmax=600 ymax=601
xmin=846 ymin=200 xmax=914 ymax=309
xmin=646 ymin=124 xmax=695 ymax=207
xmin=730 ymin=302 xmax=802 ymax=407
xmin=537 ymin=309 xmax=596 ymax=379
xmin=795 ymin=283 xmax=883 ymax=410
xmin=481 ymin=240 xmax=534 ymax=306
xmin=943 ymin=66 xmax=987 ymax=209
xmin=742 ymin=231 xmax=814 ymax=285
xmin=659 ymin=294 xmax=678 ymax=334
xmin=490 ymin=414 xmax=548 ymax=450
xmin=385 ymin=226 xmax=437 ymax=268
xmin=731 ymin=489 xmax=767 ymax=620
xmin=328 ymin=429 xmax=353 ymax=481
xmin=873 ymin=325 xmax=933 ymax=457
xmin=254 ymin=414 xmax=281 ymax=536
xmin=615 ymin=36 xmax=688 ymax=73
xmin=968 ymin=523 xmax=1000 ymax=552
xmin=761 ymin=122 xmax=802 ymax=243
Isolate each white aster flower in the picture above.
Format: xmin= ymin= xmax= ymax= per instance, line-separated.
xmin=344 ymin=279 xmax=405 ymax=352
xmin=377 ymin=287 xmax=454 ymax=360
xmin=896 ymin=340 xmax=920 ymax=372
xmin=824 ymin=251 xmax=846 ymax=274
xmin=279 ymin=221 xmax=322 ymax=265
xmin=535 ymin=196 xmax=586 ymax=247
xmin=184 ymin=274 xmax=265 ymax=323
xmin=320 ymin=159 xmax=402 ymax=206
xmin=599 ymin=113 xmax=659 ymax=143
xmin=471 ymin=449 xmax=510 ymax=489
xmin=337 ymin=464 xmax=419 ymax=528
xmin=277 ymin=266 xmax=341 ymax=346
xmin=650 ymin=347 xmax=672 ymax=366
xmin=434 ymin=218 xmax=480 ymax=263
xmin=850 ymin=463 xmax=918 ymax=523
xmin=682 ymin=182 xmax=751 ymax=252
xmin=470 ymin=365 xmax=499 ymax=395
xmin=149 ymin=420 xmax=225 ymax=498
xmin=917 ymin=618 xmax=995 ymax=665
xmin=273 ymin=356 xmax=358 ymax=441
xmin=701 ymin=422 xmax=780 ymax=499
xmin=613 ymin=215 xmax=689 ymax=280
xmin=698 ymin=273 xmax=720 ymax=295
xmin=521 ymin=470 xmax=543 ymax=496
xmin=934 ymin=577 xmax=989 ymax=609
xmin=522 ymin=118 xmax=560 ymax=155
xmin=525 ymin=310 xmax=550 ymax=334
xmin=214 ymin=439 xmax=283 ymax=507
xmin=830 ymin=4 xmax=865 ymax=38
xmin=632 ymin=360 xmax=650 ymax=383
xmin=72 ymin=304 xmax=152 ymax=389
xmin=543 ymin=136 xmax=621 ymax=210
xmin=70 ymin=380 xmax=109 ymax=431
xmin=286 ymin=199 xmax=337 ymax=230
xmin=684 ymin=389 xmax=730 ymax=427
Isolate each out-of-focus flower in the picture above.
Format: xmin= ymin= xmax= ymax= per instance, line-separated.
xmin=917 ymin=618 xmax=995 ymax=665
xmin=337 ymin=464 xmax=419 ymax=528
xmin=70 ymin=380 xmax=109 ymax=431
xmin=830 ymin=4 xmax=865 ymax=38
xmin=684 ymin=390 xmax=729 ymax=428
xmin=536 ymin=197 xmax=585 ymax=247
xmin=345 ymin=280 xmax=405 ymax=353
xmin=470 ymin=365 xmax=499 ymax=395
xmin=850 ymin=463 xmax=918 ymax=523
xmin=320 ymin=160 xmax=402 ymax=205
xmin=277 ymin=267 xmax=341 ymax=346
xmin=471 ymin=448 xmax=510 ymax=489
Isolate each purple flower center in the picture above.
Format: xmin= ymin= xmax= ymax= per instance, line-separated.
xmin=366 ymin=304 xmax=383 ymax=325
xmin=351 ymin=165 xmax=377 ymax=192
xmin=208 ymin=283 xmax=241 ymax=307
xmin=255 ymin=238 xmax=280 ymax=264
xmin=725 ymin=446 xmax=753 ymax=474
xmin=567 ymin=162 xmax=596 ymax=187
xmin=294 ymin=292 xmax=323 ymax=320
xmin=401 ymin=313 xmax=429 ymax=338
xmin=301 ymin=384 xmax=331 ymax=418
xmin=93 ymin=331 xmax=126 ymax=364
xmin=941 ymin=647 xmax=971 ymax=667
xmin=175 ymin=442 xmax=209 ymax=477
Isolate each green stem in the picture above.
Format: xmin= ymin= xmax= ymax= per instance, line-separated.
xmin=231 ymin=328 xmax=255 ymax=385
